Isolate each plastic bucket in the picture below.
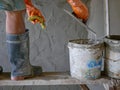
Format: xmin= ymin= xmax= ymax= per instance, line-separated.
xmin=68 ymin=39 xmax=104 ymax=80
xmin=104 ymin=35 xmax=120 ymax=79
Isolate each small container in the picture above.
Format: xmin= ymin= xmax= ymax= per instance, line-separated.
xmin=68 ymin=39 xmax=104 ymax=80
xmin=105 ymin=35 xmax=120 ymax=79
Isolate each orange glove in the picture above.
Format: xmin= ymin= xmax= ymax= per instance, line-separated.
xmin=24 ymin=0 xmax=46 ymax=29
xmin=67 ymin=0 xmax=89 ymax=23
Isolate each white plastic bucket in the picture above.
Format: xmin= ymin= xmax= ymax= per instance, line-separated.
xmin=68 ymin=39 xmax=104 ymax=80
xmin=105 ymin=35 xmax=120 ymax=79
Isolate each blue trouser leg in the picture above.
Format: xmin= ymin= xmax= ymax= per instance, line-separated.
xmin=0 ymin=0 xmax=26 ymax=11
xmin=6 ymin=30 xmax=42 ymax=77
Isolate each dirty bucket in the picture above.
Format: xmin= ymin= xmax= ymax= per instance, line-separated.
xmin=104 ymin=35 xmax=120 ymax=79
xmin=68 ymin=39 xmax=104 ymax=80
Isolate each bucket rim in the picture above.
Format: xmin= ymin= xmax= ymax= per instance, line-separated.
xmin=68 ymin=39 xmax=104 ymax=49
xmin=105 ymin=35 xmax=120 ymax=41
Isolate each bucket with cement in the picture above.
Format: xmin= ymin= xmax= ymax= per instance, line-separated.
xmin=68 ymin=39 xmax=104 ymax=80
xmin=105 ymin=35 xmax=120 ymax=79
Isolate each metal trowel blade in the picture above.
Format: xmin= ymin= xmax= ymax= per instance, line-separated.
xmin=64 ymin=9 xmax=96 ymax=35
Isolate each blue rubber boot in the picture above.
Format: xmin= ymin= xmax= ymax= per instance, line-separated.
xmin=6 ymin=30 xmax=42 ymax=80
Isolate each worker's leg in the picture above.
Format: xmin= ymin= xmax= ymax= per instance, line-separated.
xmin=0 ymin=0 xmax=42 ymax=80
xmin=0 ymin=0 xmax=26 ymax=79
xmin=5 ymin=10 xmax=26 ymax=34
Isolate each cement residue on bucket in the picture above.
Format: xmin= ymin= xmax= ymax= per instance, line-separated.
xmin=68 ymin=39 xmax=104 ymax=80
xmin=105 ymin=35 xmax=120 ymax=79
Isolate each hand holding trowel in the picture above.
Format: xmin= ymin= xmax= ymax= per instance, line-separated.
xmin=67 ymin=0 xmax=89 ymax=23
xmin=65 ymin=0 xmax=96 ymax=35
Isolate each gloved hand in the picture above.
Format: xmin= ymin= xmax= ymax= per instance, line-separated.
xmin=24 ymin=0 xmax=46 ymax=29
xmin=67 ymin=0 xmax=89 ymax=23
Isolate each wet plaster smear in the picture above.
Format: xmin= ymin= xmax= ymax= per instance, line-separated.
xmin=0 ymin=0 xmax=119 ymax=90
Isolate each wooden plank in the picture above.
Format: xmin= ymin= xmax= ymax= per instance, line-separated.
xmin=79 ymin=84 xmax=90 ymax=90
xmin=0 ymin=72 xmax=119 ymax=86
xmin=103 ymin=78 xmax=120 ymax=90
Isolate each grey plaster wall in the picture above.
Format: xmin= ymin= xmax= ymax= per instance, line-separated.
xmin=0 ymin=0 xmax=88 ymax=73
xmin=0 ymin=0 xmax=118 ymax=90
xmin=109 ymin=0 xmax=120 ymax=35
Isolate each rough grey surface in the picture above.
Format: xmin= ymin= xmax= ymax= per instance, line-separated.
xmin=109 ymin=0 xmax=120 ymax=35
xmin=0 ymin=0 xmax=107 ymax=90
xmin=0 ymin=85 xmax=80 ymax=90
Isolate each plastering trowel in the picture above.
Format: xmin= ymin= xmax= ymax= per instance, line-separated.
xmin=64 ymin=9 xmax=96 ymax=36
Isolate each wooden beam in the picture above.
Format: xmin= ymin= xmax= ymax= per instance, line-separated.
xmin=103 ymin=78 xmax=120 ymax=90
xmin=0 ymin=72 xmax=119 ymax=86
xmin=80 ymin=84 xmax=90 ymax=90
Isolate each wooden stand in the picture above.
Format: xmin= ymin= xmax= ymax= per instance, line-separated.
xmin=0 ymin=72 xmax=119 ymax=90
